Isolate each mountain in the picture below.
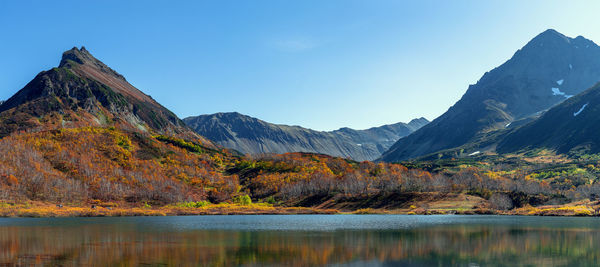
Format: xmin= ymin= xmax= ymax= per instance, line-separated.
xmin=497 ymin=81 xmax=600 ymax=155
xmin=0 ymin=47 xmax=241 ymax=205
xmin=0 ymin=47 xmax=208 ymax=143
xmin=183 ymin=112 xmax=428 ymax=161
xmin=380 ymin=29 xmax=600 ymax=162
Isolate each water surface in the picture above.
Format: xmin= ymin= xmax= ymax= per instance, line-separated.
xmin=1 ymin=215 xmax=599 ymax=266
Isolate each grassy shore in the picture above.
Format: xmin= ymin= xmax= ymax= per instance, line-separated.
xmin=349 ymin=204 xmax=597 ymax=216
xmin=0 ymin=201 xmax=337 ymax=217
xmin=0 ymin=199 xmax=598 ymax=217
xmin=347 ymin=196 xmax=600 ymax=216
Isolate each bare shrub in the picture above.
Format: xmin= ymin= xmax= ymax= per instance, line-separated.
xmin=489 ymin=193 xmax=513 ymax=210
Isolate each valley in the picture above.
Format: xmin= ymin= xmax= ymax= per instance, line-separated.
xmin=2 ymin=30 xmax=600 ymax=217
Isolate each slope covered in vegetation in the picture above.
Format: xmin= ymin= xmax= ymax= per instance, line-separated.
xmin=1 ymin=126 xmax=600 ymax=217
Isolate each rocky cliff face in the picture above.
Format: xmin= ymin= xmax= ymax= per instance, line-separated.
xmin=184 ymin=112 xmax=428 ymax=161
xmin=381 ymin=29 xmax=600 ymax=162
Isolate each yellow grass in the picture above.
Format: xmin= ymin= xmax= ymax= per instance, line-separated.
xmin=0 ymin=202 xmax=338 ymax=217
xmin=513 ymin=204 xmax=594 ymax=216
xmin=2 ymin=197 xmax=599 ymax=217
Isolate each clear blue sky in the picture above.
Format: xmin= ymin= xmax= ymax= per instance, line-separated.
xmin=1 ymin=1 xmax=599 ymax=131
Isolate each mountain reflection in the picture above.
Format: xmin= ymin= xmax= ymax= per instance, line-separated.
xmin=0 ymin=216 xmax=599 ymax=266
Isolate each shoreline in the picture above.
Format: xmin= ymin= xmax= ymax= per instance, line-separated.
xmin=0 ymin=201 xmax=598 ymax=217
xmin=0 ymin=202 xmax=336 ymax=218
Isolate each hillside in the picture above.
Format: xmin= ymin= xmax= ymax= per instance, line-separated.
xmin=497 ymin=81 xmax=600 ymax=155
xmin=184 ymin=112 xmax=428 ymax=161
xmin=381 ymin=29 xmax=600 ymax=162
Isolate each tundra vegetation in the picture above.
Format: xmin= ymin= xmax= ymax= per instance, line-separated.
xmin=0 ymin=126 xmax=599 ymax=216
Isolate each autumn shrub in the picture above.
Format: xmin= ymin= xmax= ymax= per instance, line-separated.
xmin=0 ymin=124 xmax=597 ymax=213
xmin=527 ymin=205 xmax=593 ymax=216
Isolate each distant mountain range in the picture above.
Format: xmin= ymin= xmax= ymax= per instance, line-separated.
xmin=184 ymin=112 xmax=428 ymax=161
xmin=380 ymin=29 xmax=600 ymax=162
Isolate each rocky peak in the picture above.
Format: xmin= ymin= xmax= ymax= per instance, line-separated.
xmin=59 ymin=46 xmax=127 ymax=82
xmin=530 ymin=29 xmax=569 ymax=43
xmin=521 ymin=29 xmax=599 ymax=54
xmin=59 ymin=46 xmax=92 ymax=66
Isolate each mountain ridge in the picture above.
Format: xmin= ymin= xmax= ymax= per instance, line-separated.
xmin=497 ymin=81 xmax=600 ymax=155
xmin=184 ymin=112 xmax=428 ymax=161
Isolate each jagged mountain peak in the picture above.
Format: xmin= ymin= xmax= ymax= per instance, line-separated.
xmin=0 ymin=47 xmax=207 ymax=143
xmin=58 ymin=46 xmax=129 ymax=87
xmin=59 ymin=46 xmax=94 ymax=66
xmin=60 ymin=47 xmax=120 ymax=73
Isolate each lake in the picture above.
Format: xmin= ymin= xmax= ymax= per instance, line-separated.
xmin=1 ymin=215 xmax=599 ymax=266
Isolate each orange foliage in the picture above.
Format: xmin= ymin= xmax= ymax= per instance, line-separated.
xmin=0 ymin=126 xmax=569 ymax=211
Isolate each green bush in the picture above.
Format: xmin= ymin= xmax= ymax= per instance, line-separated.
xmin=233 ymin=195 xmax=252 ymax=205
xmin=155 ymin=135 xmax=204 ymax=153
xmin=265 ymin=196 xmax=276 ymax=204
xmin=176 ymin=201 xmax=209 ymax=208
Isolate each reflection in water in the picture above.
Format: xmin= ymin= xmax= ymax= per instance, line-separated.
xmin=0 ymin=215 xmax=599 ymax=266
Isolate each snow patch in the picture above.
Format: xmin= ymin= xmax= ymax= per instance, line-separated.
xmin=468 ymin=151 xmax=481 ymax=156
xmin=505 ymin=122 xmax=511 ymax=128
xmin=569 ymin=64 xmax=573 ymax=70
xmin=552 ymin=88 xmax=573 ymax=98
xmin=574 ymin=103 xmax=588 ymax=117
xmin=356 ymin=144 xmax=362 ymax=146
xmin=556 ymin=79 xmax=564 ymax=85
